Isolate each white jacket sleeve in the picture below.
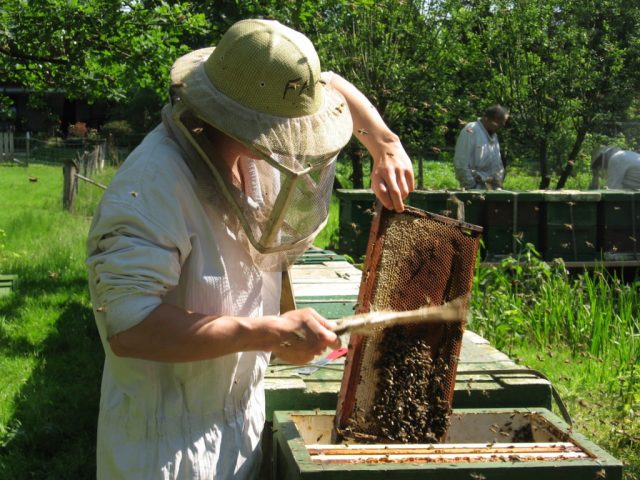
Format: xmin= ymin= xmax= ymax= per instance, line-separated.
xmin=86 ymin=199 xmax=189 ymax=337
xmin=454 ymin=128 xmax=476 ymax=188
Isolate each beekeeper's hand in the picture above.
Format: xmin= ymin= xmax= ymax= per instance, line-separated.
xmin=267 ymin=308 xmax=341 ymax=365
xmin=369 ymin=137 xmax=414 ymax=212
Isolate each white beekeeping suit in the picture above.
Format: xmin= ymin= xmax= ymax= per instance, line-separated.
xmin=591 ymin=146 xmax=640 ymax=190
xmin=87 ymin=124 xmax=280 ymax=478
xmin=454 ymin=119 xmax=504 ymax=189
xmin=606 ymin=150 xmax=640 ymax=189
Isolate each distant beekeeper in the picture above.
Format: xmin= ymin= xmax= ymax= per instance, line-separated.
xmin=589 ymin=146 xmax=640 ymax=190
xmin=85 ymin=18 xmax=414 ymax=480
xmin=453 ymin=104 xmax=509 ymax=189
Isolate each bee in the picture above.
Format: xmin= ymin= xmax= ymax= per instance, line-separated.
xmin=470 ymin=474 xmax=487 ymax=480
xmin=130 ymin=191 xmax=139 ymax=197
xmin=357 ymin=129 xmax=369 ymax=136
xmin=285 ymin=79 xmax=303 ymax=91
xmin=292 ymin=329 xmax=306 ymax=341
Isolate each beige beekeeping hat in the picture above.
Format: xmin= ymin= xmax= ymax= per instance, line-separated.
xmin=169 ymin=19 xmax=353 ymax=163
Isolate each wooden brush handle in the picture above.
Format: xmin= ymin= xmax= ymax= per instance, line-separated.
xmin=332 ymin=297 xmax=467 ymax=336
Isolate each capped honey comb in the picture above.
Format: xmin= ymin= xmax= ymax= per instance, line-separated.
xmin=334 ymin=203 xmax=482 ymax=444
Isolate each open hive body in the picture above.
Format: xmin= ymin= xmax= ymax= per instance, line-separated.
xmin=272 ymin=408 xmax=622 ymax=480
xmin=334 ymin=204 xmax=482 ymax=443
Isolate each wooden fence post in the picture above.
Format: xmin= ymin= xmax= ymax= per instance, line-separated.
xmin=63 ymin=160 xmax=79 ymax=212
xmin=0 ymin=131 xmax=14 ymax=163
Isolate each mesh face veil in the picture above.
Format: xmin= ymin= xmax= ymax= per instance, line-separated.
xmin=166 ymin=19 xmax=353 ymax=270
xmin=167 ymin=102 xmax=338 ymax=270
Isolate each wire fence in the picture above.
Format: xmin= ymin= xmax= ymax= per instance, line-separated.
xmin=1 ymin=132 xmax=146 ymax=167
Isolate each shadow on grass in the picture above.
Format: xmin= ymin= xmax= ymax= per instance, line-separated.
xmin=0 ymin=279 xmax=102 ymax=479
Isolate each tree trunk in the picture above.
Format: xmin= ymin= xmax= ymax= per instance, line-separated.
xmin=351 ymin=148 xmax=364 ymax=189
xmin=555 ymin=125 xmax=588 ymax=189
xmin=537 ymin=138 xmax=551 ymax=189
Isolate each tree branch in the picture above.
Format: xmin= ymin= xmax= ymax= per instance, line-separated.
xmin=0 ymin=44 xmax=68 ymax=65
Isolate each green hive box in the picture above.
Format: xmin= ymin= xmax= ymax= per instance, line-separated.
xmin=0 ymin=274 xmax=17 ymax=297
xmin=407 ymin=190 xmax=487 ymax=258
xmin=542 ymin=191 xmax=600 ymax=261
xmin=448 ymin=190 xmax=487 ymax=226
xmin=483 ymin=190 xmax=544 ymax=259
xmin=335 ymin=189 xmax=376 ymax=261
xmin=598 ymin=190 xmax=640 ymax=260
xmin=406 ymin=190 xmax=454 ymax=217
xmin=272 ymin=409 xmax=622 ymax=480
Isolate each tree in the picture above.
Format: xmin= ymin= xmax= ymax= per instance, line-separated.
xmin=448 ymin=0 xmax=640 ymax=189
xmin=0 ymin=1 xmax=208 ymax=116
xmin=555 ymin=0 xmax=640 ymax=188
xmin=306 ymin=0 xmax=454 ymax=187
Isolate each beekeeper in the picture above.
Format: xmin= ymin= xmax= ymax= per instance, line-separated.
xmin=590 ymin=146 xmax=640 ymax=190
xmin=453 ymin=104 xmax=509 ymax=189
xmin=86 ymin=18 xmax=414 ymax=480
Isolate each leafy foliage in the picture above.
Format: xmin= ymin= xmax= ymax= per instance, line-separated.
xmin=0 ymin=1 xmax=208 ymax=103
xmin=1 ymin=1 xmax=640 ymax=187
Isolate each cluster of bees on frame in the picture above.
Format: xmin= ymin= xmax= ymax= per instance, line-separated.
xmin=343 ymin=325 xmax=454 ymax=444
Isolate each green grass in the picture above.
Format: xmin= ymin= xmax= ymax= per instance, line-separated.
xmin=0 ymin=163 xmax=103 ymax=477
xmin=470 ymin=246 xmax=639 ymax=478
xmin=336 ymin=156 xmax=595 ymax=191
xmin=1 ymin=162 xmax=638 ymax=479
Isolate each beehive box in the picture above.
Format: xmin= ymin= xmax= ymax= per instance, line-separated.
xmin=483 ymin=191 xmax=544 ymax=259
xmin=543 ymin=191 xmax=601 ymax=261
xmin=0 ymin=274 xmax=17 ymax=297
xmin=272 ymin=409 xmax=623 ymax=480
xmin=450 ymin=190 xmax=487 ymax=226
xmin=407 ymin=190 xmax=453 ymax=217
xmin=598 ymin=190 xmax=640 ymax=259
xmin=335 ymin=189 xmax=376 ymax=261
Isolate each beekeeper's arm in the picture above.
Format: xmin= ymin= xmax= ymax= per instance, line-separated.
xmin=327 ymin=73 xmax=414 ymax=212
xmin=110 ymin=304 xmax=340 ymax=365
xmin=454 ymin=128 xmax=477 ymax=189
xmin=88 ymin=202 xmax=340 ymax=366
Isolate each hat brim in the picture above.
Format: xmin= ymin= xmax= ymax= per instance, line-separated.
xmin=170 ymin=48 xmax=353 ymax=161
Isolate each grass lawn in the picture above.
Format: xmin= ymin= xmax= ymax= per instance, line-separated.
xmin=0 ymin=162 xmax=637 ymax=479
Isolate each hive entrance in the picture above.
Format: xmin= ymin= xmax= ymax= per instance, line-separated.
xmin=334 ymin=204 xmax=482 ymax=443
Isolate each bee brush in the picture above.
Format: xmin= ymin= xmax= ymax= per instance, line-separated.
xmin=332 ymin=296 xmax=467 ymax=336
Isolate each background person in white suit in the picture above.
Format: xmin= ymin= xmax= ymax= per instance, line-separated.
xmin=454 ymin=104 xmax=509 ymax=190
xmin=590 ymin=146 xmax=640 ymax=190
